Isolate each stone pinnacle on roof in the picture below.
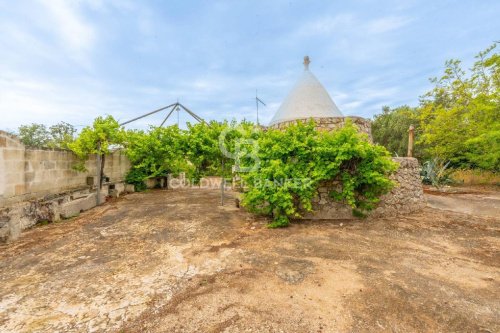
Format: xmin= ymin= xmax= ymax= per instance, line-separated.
xmin=269 ymin=56 xmax=343 ymax=126
xmin=304 ymin=56 xmax=310 ymax=70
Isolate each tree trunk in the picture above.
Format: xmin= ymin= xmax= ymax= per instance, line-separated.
xmin=100 ymin=154 xmax=106 ymax=188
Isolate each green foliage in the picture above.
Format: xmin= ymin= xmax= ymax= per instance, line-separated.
xmin=17 ymin=122 xmax=76 ymax=148
xmin=418 ymin=44 xmax=500 ymax=171
xmin=18 ymin=123 xmax=50 ymax=147
xmin=125 ymin=168 xmax=148 ymax=191
xmin=124 ymin=126 xmax=191 ymax=189
xmin=69 ymin=115 xmax=125 ymax=171
xmin=372 ymin=105 xmax=421 ymax=158
xmin=240 ymin=121 xmax=398 ymax=227
xmin=463 ymin=130 xmax=500 ymax=171
xmin=372 ymin=44 xmax=499 ymax=172
xmin=123 ymin=120 xmax=256 ymax=187
xmin=184 ymin=120 xmax=229 ymax=182
xmin=421 ymin=158 xmax=453 ymax=188
xmin=48 ymin=122 xmax=77 ymax=149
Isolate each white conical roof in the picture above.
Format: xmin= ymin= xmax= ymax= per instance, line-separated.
xmin=269 ymin=56 xmax=342 ymax=126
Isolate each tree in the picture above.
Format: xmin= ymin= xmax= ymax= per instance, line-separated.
xmin=123 ymin=119 xmax=258 ymax=189
xmin=418 ymin=44 xmax=500 ymax=170
xmin=17 ymin=122 xmax=76 ymax=148
xmin=18 ymin=123 xmax=50 ymax=147
xmin=48 ymin=122 xmax=76 ymax=149
xmin=124 ymin=126 xmax=190 ymax=190
xmin=183 ymin=120 xmax=227 ymax=181
xmin=372 ymin=105 xmax=421 ymax=158
xmin=69 ymin=115 xmax=125 ymax=187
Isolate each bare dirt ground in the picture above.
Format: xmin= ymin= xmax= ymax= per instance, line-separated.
xmin=0 ymin=188 xmax=499 ymax=333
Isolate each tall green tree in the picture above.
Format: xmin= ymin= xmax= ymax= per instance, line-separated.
xmin=48 ymin=122 xmax=76 ymax=149
xmin=69 ymin=115 xmax=125 ymax=186
xmin=418 ymin=44 xmax=500 ymax=170
xmin=17 ymin=122 xmax=76 ymax=148
xmin=372 ymin=105 xmax=421 ymax=158
xmin=124 ymin=125 xmax=190 ymax=189
xmin=18 ymin=123 xmax=50 ymax=147
xmin=184 ymin=120 xmax=226 ymax=180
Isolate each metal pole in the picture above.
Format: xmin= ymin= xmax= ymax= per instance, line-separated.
xmin=407 ymin=125 xmax=414 ymax=157
xmin=159 ymin=104 xmax=177 ymax=127
xmin=120 ymin=103 xmax=177 ymax=126
xmin=178 ymin=104 xmax=205 ymax=123
xmin=96 ymin=141 xmax=102 ymax=205
xmin=220 ymin=158 xmax=225 ymax=206
xmin=256 ymin=90 xmax=259 ymax=125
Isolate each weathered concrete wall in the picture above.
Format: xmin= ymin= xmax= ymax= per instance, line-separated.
xmin=304 ymin=157 xmax=425 ymax=219
xmin=0 ymin=131 xmax=132 ymax=242
xmin=0 ymin=130 xmax=130 ymax=207
xmin=268 ymin=116 xmax=372 ymax=141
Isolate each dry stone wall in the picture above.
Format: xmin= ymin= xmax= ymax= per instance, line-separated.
xmin=269 ymin=116 xmax=423 ymax=219
xmin=304 ymin=157 xmax=425 ymax=219
xmin=269 ymin=116 xmax=372 ymax=141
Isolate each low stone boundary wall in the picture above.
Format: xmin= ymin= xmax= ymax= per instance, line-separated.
xmin=268 ymin=116 xmax=372 ymax=141
xmin=0 ymin=182 xmax=135 ymax=242
xmin=0 ymin=130 xmax=133 ymax=242
xmin=0 ymin=130 xmax=131 ymax=208
xmin=304 ymin=157 xmax=425 ymax=219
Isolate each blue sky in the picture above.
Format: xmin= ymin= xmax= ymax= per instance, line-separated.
xmin=0 ymin=0 xmax=498 ymax=131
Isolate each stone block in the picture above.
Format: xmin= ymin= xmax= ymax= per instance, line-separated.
xmin=60 ymin=193 xmax=97 ymax=218
xmin=114 ymin=182 xmax=125 ymax=194
xmin=25 ymin=172 xmax=35 ymax=183
xmin=6 ymin=172 xmax=23 ymax=185
xmin=3 ymin=149 xmax=24 ymax=160
xmin=6 ymin=160 xmax=24 ymax=172
xmin=145 ymin=178 xmax=157 ymax=189
xmin=101 ymin=184 xmax=109 ymax=196
xmin=42 ymin=161 xmax=56 ymax=170
xmin=14 ymin=184 xmax=26 ymax=196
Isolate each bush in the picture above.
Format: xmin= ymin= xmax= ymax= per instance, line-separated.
xmin=421 ymin=158 xmax=453 ymax=188
xmin=125 ymin=168 xmax=148 ymax=191
xmin=124 ymin=126 xmax=190 ymax=188
xmin=239 ymin=121 xmax=398 ymax=227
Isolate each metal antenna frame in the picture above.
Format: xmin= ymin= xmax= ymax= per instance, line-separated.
xmin=255 ymin=90 xmax=266 ymax=125
xmin=120 ymin=102 xmax=205 ymax=127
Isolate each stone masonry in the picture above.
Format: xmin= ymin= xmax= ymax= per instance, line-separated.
xmin=0 ymin=131 xmax=132 ymax=242
xmin=304 ymin=157 xmax=425 ymax=219
xmin=268 ymin=117 xmax=424 ymax=220
xmin=269 ymin=116 xmax=372 ymax=141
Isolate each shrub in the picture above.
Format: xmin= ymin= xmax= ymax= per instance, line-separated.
xmin=421 ymin=158 xmax=453 ymax=188
xmin=239 ymin=121 xmax=398 ymax=227
xmin=124 ymin=126 xmax=190 ymax=188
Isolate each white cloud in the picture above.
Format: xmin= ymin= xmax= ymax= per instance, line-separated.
xmin=296 ymin=14 xmax=355 ymax=37
xmin=367 ymin=16 xmax=413 ymax=34
xmin=38 ymin=0 xmax=96 ymax=67
xmin=0 ymin=72 xmax=128 ymax=131
xmin=288 ymin=13 xmax=414 ymax=65
xmin=294 ymin=14 xmax=411 ymax=38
